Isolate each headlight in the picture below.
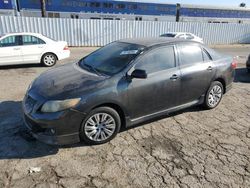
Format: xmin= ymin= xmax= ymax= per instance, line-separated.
xmin=41 ymin=98 xmax=81 ymax=113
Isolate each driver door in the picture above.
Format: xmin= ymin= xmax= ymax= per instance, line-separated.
xmin=126 ymin=45 xmax=181 ymax=120
xmin=0 ymin=35 xmax=23 ymax=65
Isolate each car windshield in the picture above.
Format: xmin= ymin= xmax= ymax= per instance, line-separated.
xmin=79 ymin=42 xmax=144 ymax=76
xmin=161 ymin=33 xmax=176 ymax=37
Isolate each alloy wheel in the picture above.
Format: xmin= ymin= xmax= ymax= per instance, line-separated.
xmin=84 ymin=113 xmax=116 ymax=142
xmin=208 ymin=85 xmax=222 ymax=108
xmin=43 ymin=54 xmax=56 ymax=66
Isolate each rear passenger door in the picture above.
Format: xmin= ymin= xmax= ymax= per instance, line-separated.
xmin=177 ymin=44 xmax=215 ymax=105
xmin=20 ymin=35 xmax=46 ymax=63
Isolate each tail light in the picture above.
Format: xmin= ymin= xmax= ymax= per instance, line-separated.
xmin=63 ymin=45 xmax=69 ymax=50
xmin=231 ymin=59 xmax=237 ymax=69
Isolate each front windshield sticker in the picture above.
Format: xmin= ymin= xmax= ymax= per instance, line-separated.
xmin=120 ymin=50 xmax=139 ymax=55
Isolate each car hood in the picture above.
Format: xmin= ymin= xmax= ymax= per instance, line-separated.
xmin=30 ymin=63 xmax=108 ymax=99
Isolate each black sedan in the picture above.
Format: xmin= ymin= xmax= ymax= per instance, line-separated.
xmin=23 ymin=38 xmax=236 ymax=145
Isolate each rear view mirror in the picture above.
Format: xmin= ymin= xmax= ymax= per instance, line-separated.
xmin=130 ymin=69 xmax=147 ymax=79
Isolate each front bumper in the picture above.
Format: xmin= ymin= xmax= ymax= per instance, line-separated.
xmin=23 ymin=96 xmax=85 ymax=145
xmin=24 ymin=115 xmax=80 ymax=145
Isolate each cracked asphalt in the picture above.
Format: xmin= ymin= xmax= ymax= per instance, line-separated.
xmin=0 ymin=46 xmax=250 ymax=188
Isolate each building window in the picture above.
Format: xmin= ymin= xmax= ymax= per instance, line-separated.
xmin=135 ymin=17 xmax=142 ymax=21
xmin=70 ymin=14 xmax=79 ymax=19
xmin=48 ymin=12 xmax=60 ymax=18
xmin=138 ymin=5 xmax=148 ymax=10
xmin=103 ymin=3 xmax=113 ymax=8
xmin=128 ymin=4 xmax=137 ymax=10
xmin=90 ymin=2 xmax=100 ymax=8
xmin=116 ymin=4 xmax=125 ymax=9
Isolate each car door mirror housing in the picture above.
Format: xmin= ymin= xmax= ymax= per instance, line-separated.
xmin=130 ymin=69 xmax=147 ymax=79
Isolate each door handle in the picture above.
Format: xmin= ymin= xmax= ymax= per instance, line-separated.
xmin=13 ymin=47 xmax=20 ymax=50
xmin=170 ymin=74 xmax=179 ymax=80
xmin=38 ymin=46 xmax=44 ymax=48
xmin=207 ymin=66 xmax=213 ymax=71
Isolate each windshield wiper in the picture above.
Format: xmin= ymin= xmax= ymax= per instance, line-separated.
xmin=84 ymin=64 xmax=103 ymax=76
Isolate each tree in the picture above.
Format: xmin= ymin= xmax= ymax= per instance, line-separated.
xmin=41 ymin=0 xmax=46 ymax=17
xmin=239 ymin=2 xmax=246 ymax=7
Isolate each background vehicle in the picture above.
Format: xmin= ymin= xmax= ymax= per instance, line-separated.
xmin=1 ymin=0 xmax=250 ymax=23
xmin=160 ymin=32 xmax=203 ymax=43
xmin=0 ymin=32 xmax=70 ymax=66
xmin=23 ymin=38 xmax=235 ymax=145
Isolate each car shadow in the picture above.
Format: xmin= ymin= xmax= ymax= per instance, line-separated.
xmin=234 ymin=67 xmax=250 ymax=83
xmin=0 ymin=64 xmax=42 ymax=70
xmin=0 ymin=101 xmax=87 ymax=160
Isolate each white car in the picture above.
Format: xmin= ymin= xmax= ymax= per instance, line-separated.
xmin=160 ymin=32 xmax=204 ymax=43
xmin=0 ymin=32 xmax=70 ymax=67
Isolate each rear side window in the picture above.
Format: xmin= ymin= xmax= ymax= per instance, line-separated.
xmin=178 ymin=45 xmax=203 ymax=66
xmin=22 ymin=35 xmax=45 ymax=45
xmin=186 ymin=34 xmax=194 ymax=39
xmin=205 ymin=47 xmax=222 ymax=60
xmin=135 ymin=46 xmax=176 ymax=74
xmin=0 ymin=36 xmax=20 ymax=47
xmin=177 ymin=34 xmax=186 ymax=39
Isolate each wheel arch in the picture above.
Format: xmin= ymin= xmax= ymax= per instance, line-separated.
xmin=92 ymin=103 xmax=127 ymax=129
xmin=214 ymin=77 xmax=226 ymax=94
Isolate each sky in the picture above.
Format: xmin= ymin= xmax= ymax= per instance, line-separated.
xmin=123 ymin=0 xmax=249 ymax=7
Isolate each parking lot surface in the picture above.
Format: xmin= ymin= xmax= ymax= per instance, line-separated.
xmin=0 ymin=46 xmax=250 ymax=188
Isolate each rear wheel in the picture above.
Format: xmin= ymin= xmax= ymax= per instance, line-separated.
xmin=204 ymin=81 xmax=224 ymax=109
xmin=41 ymin=53 xmax=57 ymax=67
xmin=80 ymin=107 xmax=121 ymax=145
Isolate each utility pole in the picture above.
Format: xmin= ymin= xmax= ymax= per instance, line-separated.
xmin=41 ymin=0 xmax=46 ymax=17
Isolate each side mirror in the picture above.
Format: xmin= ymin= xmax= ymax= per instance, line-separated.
xmin=130 ymin=69 xmax=147 ymax=79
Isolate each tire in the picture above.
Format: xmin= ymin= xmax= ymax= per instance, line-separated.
xmin=80 ymin=107 xmax=121 ymax=145
xmin=204 ymin=81 xmax=224 ymax=109
xmin=41 ymin=53 xmax=57 ymax=67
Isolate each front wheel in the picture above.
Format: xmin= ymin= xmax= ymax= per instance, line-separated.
xmin=204 ymin=81 xmax=224 ymax=109
xmin=80 ymin=107 xmax=121 ymax=145
xmin=41 ymin=53 xmax=57 ymax=67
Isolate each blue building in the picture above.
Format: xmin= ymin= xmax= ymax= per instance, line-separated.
xmin=1 ymin=0 xmax=250 ymax=23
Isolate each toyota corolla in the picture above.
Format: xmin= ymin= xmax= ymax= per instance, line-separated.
xmin=23 ymin=38 xmax=236 ymax=145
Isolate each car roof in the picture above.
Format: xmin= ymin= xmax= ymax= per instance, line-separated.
xmin=118 ymin=37 xmax=198 ymax=47
xmin=3 ymin=32 xmax=43 ymax=37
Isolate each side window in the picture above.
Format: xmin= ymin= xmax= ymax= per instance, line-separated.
xmin=202 ymin=49 xmax=212 ymax=61
xmin=22 ymin=35 xmax=46 ymax=45
xmin=135 ymin=46 xmax=176 ymax=74
xmin=178 ymin=45 xmax=203 ymax=66
xmin=0 ymin=36 xmax=19 ymax=47
xmin=178 ymin=34 xmax=186 ymax=39
xmin=186 ymin=34 xmax=194 ymax=40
